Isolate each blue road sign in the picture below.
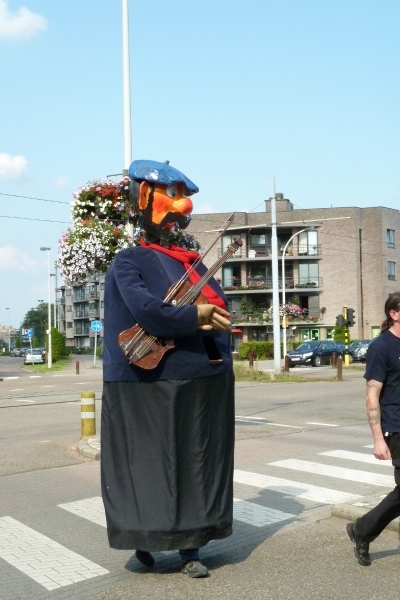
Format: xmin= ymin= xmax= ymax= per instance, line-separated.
xmin=91 ymin=320 xmax=102 ymax=333
xmin=26 ymin=329 xmax=33 ymax=338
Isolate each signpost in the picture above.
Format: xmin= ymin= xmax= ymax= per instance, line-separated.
xmin=91 ymin=320 xmax=102 ymax=367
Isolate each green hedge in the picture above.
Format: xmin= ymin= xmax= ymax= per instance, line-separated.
xmin=238 ymin=341 xmax=303 ymax=360
xmin=238 ymin=341 xmax=276 ymax=360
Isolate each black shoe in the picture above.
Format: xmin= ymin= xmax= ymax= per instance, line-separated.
xmin=136 ymin=550 xmax=155 ymax=567
xmin=346 ymin=522 xmax=371 ymax=566
xmin=181 ymin=560 xmax=209 ymax=578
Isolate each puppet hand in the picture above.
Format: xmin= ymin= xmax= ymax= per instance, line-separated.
xmin=197 ymin=304 xmax=231 ymax=332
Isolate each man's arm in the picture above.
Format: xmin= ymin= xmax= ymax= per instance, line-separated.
xmin=366 ymin=379 xmax=391 ymax=460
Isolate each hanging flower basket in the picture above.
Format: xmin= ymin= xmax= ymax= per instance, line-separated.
xmin=58 ymin=177 xmax=202 ymax=285
xmin=57 ymin=220 xmax=133 ymax=285
xmin=71 ymin=177 xmax=134 ymax=224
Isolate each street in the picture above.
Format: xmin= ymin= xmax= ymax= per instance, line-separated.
xmin=0 ymin=356 xmax=399 ymax=600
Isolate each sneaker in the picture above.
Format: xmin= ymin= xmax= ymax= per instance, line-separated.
xmin=181 ymin=560 xmax=209 ymax=578
xmin=346 ymin=522 xmax=371 ymax=566
xmin=135 ymin=550 xmax=155 ymax=567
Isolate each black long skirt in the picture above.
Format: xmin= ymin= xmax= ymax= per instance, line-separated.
xmin=101 ymin=371 xmax=235 ymax=551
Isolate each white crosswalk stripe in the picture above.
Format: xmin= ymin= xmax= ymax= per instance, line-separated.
xmin=269 ymin=459 xmax=394 ymax=487
xmin=234 ymin=469 xmax=361 ymax=504
xmin=58 ymin=496 xmax=296 ymax=530
xmin=0 ymin=516 xmax=108 ymax=591
xmin=320 ymin=449 xmax=393 ymax=467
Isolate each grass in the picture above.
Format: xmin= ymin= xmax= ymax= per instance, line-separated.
xmin=22 ymin=356 xmax=72 ymax=373
xmin=233 ymin=361 xmax=332 ymax=383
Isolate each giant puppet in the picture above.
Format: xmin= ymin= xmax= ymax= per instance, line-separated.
xmin=101 ymin=160 xmax=235 ymax=578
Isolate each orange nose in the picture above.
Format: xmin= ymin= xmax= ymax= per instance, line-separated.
xmin=173 ymin=196 xmax=193 ymax=215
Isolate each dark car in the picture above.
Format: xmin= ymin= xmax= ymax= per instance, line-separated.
xmin=348 ymin=340 xmax=371 ymax=363
xmin=288 ymin=340 xmax=343 ymax=368
xmin=10 ymin=348 xmax=22 ymax=357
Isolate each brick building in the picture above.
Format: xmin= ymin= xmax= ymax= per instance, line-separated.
xmin=186 ymin=198 xmax=400 ymax=347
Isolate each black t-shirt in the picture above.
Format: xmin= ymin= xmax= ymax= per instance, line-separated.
xmin=364 ymin=330 xmax=400 ymax=432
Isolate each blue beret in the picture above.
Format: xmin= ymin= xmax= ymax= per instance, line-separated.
xmin=128 ymin=159 xmax=199 ymax=196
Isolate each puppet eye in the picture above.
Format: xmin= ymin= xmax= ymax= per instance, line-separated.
xmin=166 ymin=185 xmax=178 ymax=198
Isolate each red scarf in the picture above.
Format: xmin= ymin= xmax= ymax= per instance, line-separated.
xmin=140 ymin=239 xmax=227 ymax=310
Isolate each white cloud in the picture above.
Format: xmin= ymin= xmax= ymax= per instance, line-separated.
xmin=54 ymin=175 xmax=68 ymax=188
xmin=0 ymin=245 xmax=37 ymax=271
xmin=0 ymin=153 xmax=28 ymax=180
xmin=0 ymin=0 xmax=47 ymax=40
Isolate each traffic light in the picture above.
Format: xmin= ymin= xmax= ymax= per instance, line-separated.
xmin=336 ymin=314 xmax=345 ymax=327
xmin=347 ymin=308 xmax=355 ymax=327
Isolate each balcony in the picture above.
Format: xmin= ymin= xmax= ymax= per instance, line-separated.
xmin=73 ymin=294 xmax=90 ymax=302
xmin=89 ymin=291 xmax=100 ymax=299
xmin=89 ymin=309 xmax=100 ymax=319
xmin=222 ymin=277 xmax=323 ymax=291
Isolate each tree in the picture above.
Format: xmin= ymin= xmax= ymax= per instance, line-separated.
xmin=50 ymin=328 xmax=66 ymax=361
xmin=20 ymin=303 xmax=52 ymax=346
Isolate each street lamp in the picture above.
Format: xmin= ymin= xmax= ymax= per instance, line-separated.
xmin=281 ymin=228 xmax=310 ymax=359
xmin=40 ymin=247 xmax=52 ymax=368
xmin=5 ymin=308 xmax=10 ymax=352
xmin=38 ymin=300 xmax=44 ymax=345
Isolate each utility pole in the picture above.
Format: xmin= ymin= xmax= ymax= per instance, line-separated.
xmin=270 ymin=178 xmax=281 ymax=373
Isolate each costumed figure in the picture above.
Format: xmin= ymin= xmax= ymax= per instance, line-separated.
xmin=101 ymin=159 xmax=235 ymax=578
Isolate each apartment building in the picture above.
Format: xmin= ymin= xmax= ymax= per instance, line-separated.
xmin=187 ymin=197 xmax=400 ymax=347
xmin=59 ymin=276 xmax=103 ymax=350
xmin=59 ymin=198 xmax=400 ymax=349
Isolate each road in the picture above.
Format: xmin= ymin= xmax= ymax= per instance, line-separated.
xmin=0 ymin=357 xmax=399 ymax=600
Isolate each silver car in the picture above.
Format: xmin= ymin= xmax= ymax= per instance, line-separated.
xmin=24 ymin=349 xmax=45 ymax=364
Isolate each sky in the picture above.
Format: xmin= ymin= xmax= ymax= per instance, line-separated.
xmin=0 ymin=0 xmax=399 ymax=330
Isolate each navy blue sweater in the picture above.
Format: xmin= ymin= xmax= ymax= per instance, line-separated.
xmin=103 ymin=246 xmax=232 ymax=382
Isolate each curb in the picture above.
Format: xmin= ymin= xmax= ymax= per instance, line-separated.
xmin=332 ymin=491 xmax=400 ymax=533
xmin=77 ymin=436 xmax=101 ymax=461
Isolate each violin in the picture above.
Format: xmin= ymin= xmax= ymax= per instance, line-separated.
xmin=118 ymin=237 xmax=242 ymax=369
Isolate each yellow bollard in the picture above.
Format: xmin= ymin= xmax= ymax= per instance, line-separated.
xmin=81 ymin=391 xmax=96 ymax=438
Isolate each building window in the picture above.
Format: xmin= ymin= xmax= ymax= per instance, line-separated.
xmin=67 ymin=322 xmax=73 ymax=328
xmin=100 ymin=282 xmax=104 ymax=290
xmin=298 ymin=262 xmax=319 ymax=286
xmin=298 ymin=230 xmax=319 ymax=255
xmin=388 ymin=261 xmax=396 ymax=280
xmin=66 ymin=305 xmax=72 ymax=312
xmin=101 ymin=301 xmax=104 ymax=308
xmin=387 ymin=229 xmax=395 ymax=248
xmin=66 ymin=289 xmax=71 ymax=296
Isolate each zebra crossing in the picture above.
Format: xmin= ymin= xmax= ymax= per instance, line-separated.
xmin=0 ymin=442 xmax=394 ymax=595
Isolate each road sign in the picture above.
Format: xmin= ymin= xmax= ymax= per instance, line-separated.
xmin=91 ymin=320 xmax=102 ymax=333
xmin=26 ymin=329 xmax=33 ymax=338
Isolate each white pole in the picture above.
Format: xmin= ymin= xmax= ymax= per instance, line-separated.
xmin=122 ymin=0 xmax=132 ymax=171
xmin=47 ymin=251 xmax=52 ymax=368
xmin=6 ymin=308 xmax=10 ymax=352
xmin=93 ymin=332 xmax=97 ymax=368
xmin=270 ymin=178 xmax=281 ymax=373
xmin=54 ymin=265 xmax=57 ymax=330
xmin=281 ymin=228 xmax=309 ymax=359
xmin=122 ymin=0 xmax=133 ymax=239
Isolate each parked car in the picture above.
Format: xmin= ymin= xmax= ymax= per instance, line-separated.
xmin=348 ymin=340 xmax=371 ymax=363
xmin=287 ymin=340 xmax=343 ymax=367
xmin=11 ymin=348 xmax=23 ymax=357
xmin=24 ymin=349 xmax=45 ymax=365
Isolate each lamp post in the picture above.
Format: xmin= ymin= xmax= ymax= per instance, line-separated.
xmin=40 ymin=247 xmax=52 ymax=368
xmin=5 ymin=308 xmax=10 ymax=352
xmin=281 ymin=228 xmax=310 ymax=359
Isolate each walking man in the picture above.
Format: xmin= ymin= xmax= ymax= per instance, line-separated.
xmin=347 ymin=291 xmax=400 ymax=566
